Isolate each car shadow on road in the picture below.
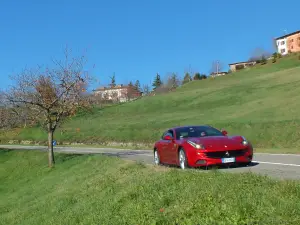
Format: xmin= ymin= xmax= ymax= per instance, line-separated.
xmin=198 ymin=162 xmax=260 ymax=171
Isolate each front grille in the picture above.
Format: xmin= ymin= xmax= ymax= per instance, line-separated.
xmin=205 ymin=149 xmax=246 ymax=158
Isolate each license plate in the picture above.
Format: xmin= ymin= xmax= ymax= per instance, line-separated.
xmin=222 ymin=157 xmax=235 ymax=163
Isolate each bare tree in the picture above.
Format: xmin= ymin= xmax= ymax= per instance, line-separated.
xmin=109 ymin=73 xmax=116 ymax=88
xmin=248 ymin=47 xmax=272 ymax=62
xmin=3 ymin=47 xmax=93 ymax=167
xmin=142 ymin=84 xmax=150 ymax=96
xmin=165 ymin=73 xmax=180 ymax=90
xmin=210 ymin=60 xmax=224 ymax=76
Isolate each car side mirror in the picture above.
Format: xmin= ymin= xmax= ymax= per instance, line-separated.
xmin=164 ymin=135 xmax=173 ymax=141
xmin=221 ymin=129 xmax=228 ymax=136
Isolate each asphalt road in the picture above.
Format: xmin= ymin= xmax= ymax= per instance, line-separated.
xmin=1 ymin=145 xmax=300 ymax=180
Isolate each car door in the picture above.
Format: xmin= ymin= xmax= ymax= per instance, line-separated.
xmin=158 ymin=131 xmax=169 ymax=163
xmin=165 ymin=129 xmax=178 ymax=164
xmin=163 ymin=130 xmax=177 ymax=164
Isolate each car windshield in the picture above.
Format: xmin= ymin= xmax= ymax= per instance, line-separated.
xmin=175 ymin=126 xmax=224 ymax=139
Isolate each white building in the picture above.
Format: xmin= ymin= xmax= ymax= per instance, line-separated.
xmin=93 ymin=84 xmax=142 ymax=103
xmin=276 ymin=37 xmax=288 ymax=55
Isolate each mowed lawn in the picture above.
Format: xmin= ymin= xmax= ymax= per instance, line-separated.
xmin=1 ymin=56 xmax=300 ymax=149
xmin=1 ymin=150 xmax=300 ymax=225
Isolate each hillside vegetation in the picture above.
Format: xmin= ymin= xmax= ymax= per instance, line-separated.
xmin=1 ymin=149 xmax=300 ymax=225
xmin=1 ymin=55 xmax=300 ymax=148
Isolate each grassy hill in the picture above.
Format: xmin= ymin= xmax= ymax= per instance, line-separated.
xmin=1 ymin=54 xmax=300 ymax=149
xmin=1 ymin=149 xmax=300 ymax=225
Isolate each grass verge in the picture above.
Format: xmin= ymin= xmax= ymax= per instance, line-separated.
xmin=1 ymin=149 xmax=300 ymax=225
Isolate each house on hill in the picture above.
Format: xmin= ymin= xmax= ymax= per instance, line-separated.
xmin=93 ymin=84 xmax=142 ymax=103
xmin=210 ymin=71 xmax=228 ymax=77
xmin=228 ymin=61 xmax=256 ymax=72
xmin=275 ymin=30 xmax=300 ymax=55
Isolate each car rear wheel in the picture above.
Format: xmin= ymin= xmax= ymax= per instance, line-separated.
xmin=179 ymin=149 xmax=188 ymax=169
xmin=154 ymin=149 xmax=160 ymax=165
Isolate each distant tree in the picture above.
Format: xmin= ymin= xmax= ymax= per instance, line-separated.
xmin=134 ymin=80 xmax=141 ymax=92
xmin=193 ymin=73 xmax=201 ymax=80
xmin=193 ymin=73 xmax=207 ymax=80
xmin=182 ymin=72 xmax=192 ymax=84
xmin=210 ymin=60 xmax=224 ymax=75
xmin=200 ymin=74 xmax=207 ymax=79
xmin=152 ymin=73 xmax=162 ymax=90
xmin=249 ymin=47 xmax=272 ymax=63
xmin=2 ymin=47 xmax=92 ymax=167
xmin=261 ymin=56 xmax=267 ymax=65
xmin=125 ymin=81 xmax=135 ymax=100
xmin=166 ymin=73 xmax=180 ymax=89
xmin=110 ymin=73 xmax=116 ymax=88
xmin=142 ymin=84 xmax=150 ymax=95
xmin=128 ymin=81 xmax=134 ymax=87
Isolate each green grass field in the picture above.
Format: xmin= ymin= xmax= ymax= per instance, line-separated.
xmin=1 ymin=149 xmax=300 ymax=225
xmin=1 ymin=55 xmax=300 ymax=150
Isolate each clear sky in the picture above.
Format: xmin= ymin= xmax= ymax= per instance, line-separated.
xmin=0 ymin=0 xmax=299 ymax=91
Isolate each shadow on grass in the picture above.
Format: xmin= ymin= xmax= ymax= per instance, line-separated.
xmin=162 ymin=162 xmax=259 ymax=171
xmin=55 ymin=153 xmax=86 ymax=163
xmin=0 ymin=149 xmax=13 ymax=154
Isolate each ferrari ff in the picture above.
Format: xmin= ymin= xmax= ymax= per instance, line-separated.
xmin=153 ymin=125 xmax=253 ymax=169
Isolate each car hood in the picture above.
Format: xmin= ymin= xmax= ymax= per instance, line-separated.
xmin=187 ymin=136 xmax=245 ymax=151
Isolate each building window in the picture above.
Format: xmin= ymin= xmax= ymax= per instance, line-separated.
xmin=281 ymin=48 xmax=285 ymax=53
xmin=281 ymin=41 xmax=285 ymax=45
xmin=290 ymin=39 xmax=294 ymax=42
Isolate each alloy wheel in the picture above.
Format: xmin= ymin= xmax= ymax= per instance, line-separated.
xmin=154 ymin=150 xmax=160 ymax=165
xmin=179 ymin=149 xmax=187 ymax=169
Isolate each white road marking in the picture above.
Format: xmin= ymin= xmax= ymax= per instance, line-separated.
xmin=253 ymin=161 xmax=300 ymax=167
xmin=255 ymin=153 xmax=300 ymax=156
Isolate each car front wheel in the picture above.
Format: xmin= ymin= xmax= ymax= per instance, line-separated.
xmin=154 ymin=149 xmax=161 ymax=165
xmin=179 ymin=149 xmax=188 ymax=169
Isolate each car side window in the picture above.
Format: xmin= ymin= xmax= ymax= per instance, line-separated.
xmin=161 ymin=131 xmax=168 ymax=139
xmin=167 ymin=130 xmax=174 ymax=138
xmin=162 ymin=130 xmax=173 ymax=139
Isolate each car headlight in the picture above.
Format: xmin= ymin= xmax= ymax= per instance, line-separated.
xmin=241 ymin=136 xmax=248 ymax=146
xmin=187 ymin=140 xmax=205 ymax=149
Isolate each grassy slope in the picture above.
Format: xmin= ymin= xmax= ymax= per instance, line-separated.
xmin=1 ymin=150 xmax=300 ymax=225
xmin=1 ymin=55 xmax=300 ymax=149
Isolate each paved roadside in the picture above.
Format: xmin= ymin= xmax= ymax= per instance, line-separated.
xmin=1 ymin=145 xmax=300 ymax=180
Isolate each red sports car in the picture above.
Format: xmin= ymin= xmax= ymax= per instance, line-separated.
xmin=153 ymin=125 xmax=253 ymax=169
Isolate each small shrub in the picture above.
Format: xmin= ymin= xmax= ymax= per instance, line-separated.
xmin=261 ymin=57 xmax=267 ymax=65
xmin=272 ymin=58 xmax=277 ymax=63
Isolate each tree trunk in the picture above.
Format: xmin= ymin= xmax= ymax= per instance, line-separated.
xmin=48 ymin=129 xmax=55 ymax=167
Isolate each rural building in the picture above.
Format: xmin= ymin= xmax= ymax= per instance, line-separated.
xmin=210 ymin=71 xmax=228 ymax=77
xmin=93 ymin=84 xmax=142 ymax=102
xmin=275 ymin=30 xmax=300 ymax=55
xmin=228 ymin=61 xmax=256 ymax=72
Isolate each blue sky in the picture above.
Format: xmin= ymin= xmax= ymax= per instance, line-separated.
xmin=0 ymin=0 xmax=299 ymax=91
